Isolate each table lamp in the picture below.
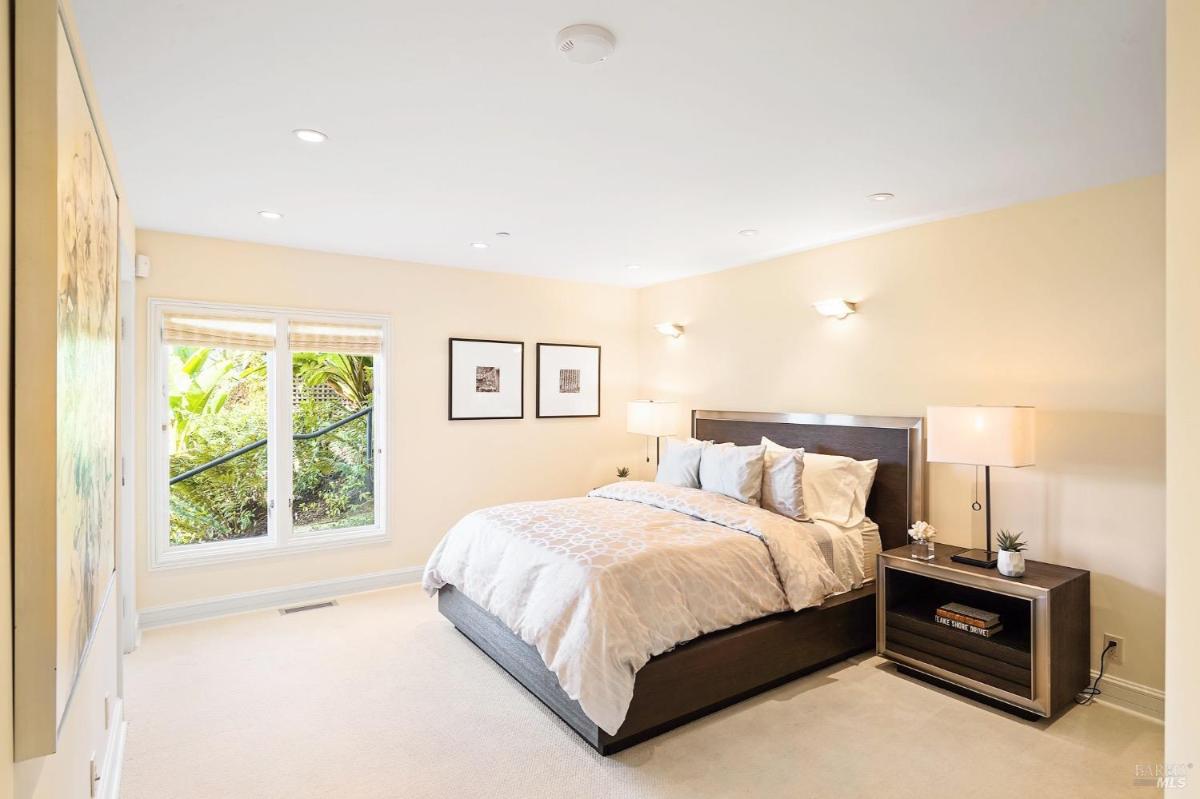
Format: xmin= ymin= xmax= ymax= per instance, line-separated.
xmin=627 ymin=400 xmax=679 ymax=464
xmin=927 ymin=406 xmax=1036 ymax=568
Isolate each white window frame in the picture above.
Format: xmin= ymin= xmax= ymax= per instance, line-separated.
xmin=147 ymin=298 xmax=389 ymax=570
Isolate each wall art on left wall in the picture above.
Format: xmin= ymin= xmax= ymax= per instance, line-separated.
xmin=14 ymin=11 xmax=120 ymax=759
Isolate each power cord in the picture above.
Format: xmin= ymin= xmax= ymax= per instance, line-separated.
xmin=1075 ymin=640 xmax=1118 ymax=705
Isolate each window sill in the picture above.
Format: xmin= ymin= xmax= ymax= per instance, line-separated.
xmin=149 ymin=526 xmax=390 ymax=571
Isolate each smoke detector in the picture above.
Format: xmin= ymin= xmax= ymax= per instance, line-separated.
xmin=556 ymin=24 xmax=616 ymax=64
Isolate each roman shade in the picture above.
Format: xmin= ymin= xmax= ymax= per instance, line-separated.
xmin=161 ymin=313 xmax=276 ymax=350
xmin=288 ymin=321 xmax=383 ymax=355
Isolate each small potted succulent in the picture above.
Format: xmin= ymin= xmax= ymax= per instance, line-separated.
xmin=995 ymin=530 xmax=1027 ymax=577
xmin=907 ymin=521 xmax=936 ymax=560
xmin=616 ymin=466 xmax=631 ymax=480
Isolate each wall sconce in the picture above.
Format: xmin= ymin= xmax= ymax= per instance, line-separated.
xmin=654 ymin=322 xmax=685 ymax=338
xmin=812 ymin=298 xmax=857 ymax=319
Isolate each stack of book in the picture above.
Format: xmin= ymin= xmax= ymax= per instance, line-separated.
xmin=934 ymin=602 xmax=1003 ymax=638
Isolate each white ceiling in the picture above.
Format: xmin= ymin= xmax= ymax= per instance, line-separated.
xmin=73 ymin=0 xmax=1163 ymax=287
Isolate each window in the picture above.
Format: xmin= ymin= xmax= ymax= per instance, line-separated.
xmin=150 ymin=301 xmax=387 ymax=567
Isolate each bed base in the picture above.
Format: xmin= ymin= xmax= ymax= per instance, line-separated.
xmin=438 ymin=583 xmax=876 ymax=755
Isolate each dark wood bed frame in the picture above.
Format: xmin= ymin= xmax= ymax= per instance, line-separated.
xmin=438 ymin=410 xmax=925 ymax=754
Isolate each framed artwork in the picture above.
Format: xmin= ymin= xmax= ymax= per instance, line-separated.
xmin=14 ymin=14 xmax=119 ymax=758
xmin=449 ymin=338 xmax=524 ymax=420
xmin=536 ymin=343 xmax=601 ymax=418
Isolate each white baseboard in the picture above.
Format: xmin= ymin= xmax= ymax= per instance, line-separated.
xmin=138 ymin=567 xmax=423 ymax=630
xmin=1091 ymin=670 xmax=1165 ymax=721
xmin=97 ymin=699 xmax=127 ymax=799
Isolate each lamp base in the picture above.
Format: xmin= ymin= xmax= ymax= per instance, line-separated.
xmin=950 ymin=548 xmax=999 ymax=568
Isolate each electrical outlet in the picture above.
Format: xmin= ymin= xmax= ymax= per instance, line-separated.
xmin=1103 ymin=633 xmax=1125 ymax=665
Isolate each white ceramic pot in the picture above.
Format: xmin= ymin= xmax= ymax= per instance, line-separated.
xmin=998 ymin=550 xmax=1026 ymax=577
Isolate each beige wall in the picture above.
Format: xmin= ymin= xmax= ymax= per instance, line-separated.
xmin=133 ymin=230 xmax=642 ymax=610
xmin=1166 ymin=0 xmax=1198 ymax=780
xmin=638 ymin=176 xmax=1165 ymax=691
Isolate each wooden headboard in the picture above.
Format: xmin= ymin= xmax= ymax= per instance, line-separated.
xmin=692 ymin=410 xmax=924 ymax=551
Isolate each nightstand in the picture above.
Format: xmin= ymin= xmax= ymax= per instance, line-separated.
xmin=877 ymin=543 xmax=1090 ymax=717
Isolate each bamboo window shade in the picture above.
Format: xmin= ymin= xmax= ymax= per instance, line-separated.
xmin=161 ymin=313 xmax=276 ymax=350
xmin=288 ymin=321 xmax=383 ymax=355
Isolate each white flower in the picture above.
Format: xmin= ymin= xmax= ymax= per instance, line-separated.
xmin=908 ymin=520 xmax=937 ymax=542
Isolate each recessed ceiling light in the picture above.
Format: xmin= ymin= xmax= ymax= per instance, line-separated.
xmin=626 ymin=263 xmax=641 ymax=270
xmin=293 ymin=129 xmax=328 ymax=143
xmin=738 ymin=229 xmax=759 ymax=237
xmin=470 ymin=241 xmax=489 ymax=249
xmin=495 ymin=231 xmax=511 ymax=238
xmin=257 ymin=210 xmax=283 ymax=220
xmin=868 ymin=192 xmax=895 ymax=202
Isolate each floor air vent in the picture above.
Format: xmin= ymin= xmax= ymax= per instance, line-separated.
xmin=279 ymin=600 xmax=338 ymax=615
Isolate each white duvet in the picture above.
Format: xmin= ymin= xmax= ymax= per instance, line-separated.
xmin=422 ymin=480 xmax=860 ymax=734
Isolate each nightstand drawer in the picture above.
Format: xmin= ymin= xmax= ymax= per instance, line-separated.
xmin=887 ymin=628 xmax=1033 ymax=697
xmin=886 ymin=610 xmax=1031 ymax=670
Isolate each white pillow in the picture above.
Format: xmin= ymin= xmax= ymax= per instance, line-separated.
xmin=655 ymin=437 xmax=708 ymax=488
xmin=802 ymin=452 xmax=879 ymax=527
xmin=760 ymin=437 xmax=808 ymax=520
xmin=699 ymin=442 xmax=766 ymax=505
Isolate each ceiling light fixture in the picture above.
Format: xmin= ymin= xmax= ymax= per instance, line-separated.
xmin=738 ymin=229 xmax=759 ymax=237
xmin=257 ymin=210 xmax=283 ymax=220
xmin=813 ymin=298 xmax=857 ymax=319
xmin=495 ymin=231 xmax=511 ymax=238
xmin=556 ymin=24 xmax=617 ymax=64
xmin=293 ymin=129 xmax=328 ymax=143
xmin=655 ymin=322 xmax=685 ymax=338
xmin=626 ymin=263 xmax=641 ymax=270
xmin=469 ymin=241 xmax=489 ymax=249
xmin=868 ymin=192 xmax=895 ymax=202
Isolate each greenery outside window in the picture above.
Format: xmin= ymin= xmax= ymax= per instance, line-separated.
xmin=149 ymin=301 xmax=388 ymax=568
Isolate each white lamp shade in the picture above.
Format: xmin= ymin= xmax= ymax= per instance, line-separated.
xmin=927 ymin=406 xmax=1036 ymax=467
xmin=627 ymin=400 xmax=679 ymax=437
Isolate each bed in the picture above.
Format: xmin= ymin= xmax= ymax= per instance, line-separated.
xmin=429 ymin=410 xmax=923 ymax=754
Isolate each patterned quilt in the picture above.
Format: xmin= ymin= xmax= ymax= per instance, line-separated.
xmin=422 ymin=480 xmax=853 ymax=734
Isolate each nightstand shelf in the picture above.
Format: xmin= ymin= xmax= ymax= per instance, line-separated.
xmin=877 ymin=543 xmax=1089 ymax=717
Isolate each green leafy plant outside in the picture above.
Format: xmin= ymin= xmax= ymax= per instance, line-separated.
xmin=168 ymin=347 xmax=375 ymax=546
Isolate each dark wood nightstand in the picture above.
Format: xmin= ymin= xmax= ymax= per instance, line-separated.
xmin=877 ymin=543 xmax=1090 ymax=717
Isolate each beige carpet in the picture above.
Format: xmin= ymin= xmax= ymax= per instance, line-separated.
xmin=121 ymin=585 xmax=1162 ymax=799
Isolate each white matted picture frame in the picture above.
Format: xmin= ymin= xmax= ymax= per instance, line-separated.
xmin=449 ymin=338 xmax=525 ymax=420
xmin=536 ymin=343 xmax=601 ymax=418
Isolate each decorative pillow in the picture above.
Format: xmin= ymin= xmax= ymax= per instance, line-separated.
xmin=760 ymin=437 xmax=808 ymax=520
xmin=655 ymin=437 xmax=708 ymax=488
xmin=698 ymin=442 xmax=767 ymax=505
xmin=802 ymin=452 xmax=879 ymax=527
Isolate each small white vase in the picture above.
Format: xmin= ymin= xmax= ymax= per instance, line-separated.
xmin=998 ymin=550 xmax=1026 ymax=577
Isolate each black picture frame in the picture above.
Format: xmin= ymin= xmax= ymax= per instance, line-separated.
xmin=535 ymin=342 xmax=601 ymax=418
xmin=448 ymin=337 xmax=524 ymax=420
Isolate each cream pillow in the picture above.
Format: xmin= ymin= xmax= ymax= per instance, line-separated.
xmin=760 ymin=437 xmax=808 ymax=520
xmin=655 ymin=437 xmax=708 ymax=488
xmin=699 ymin=442 xmax=766 ymax=505
xmin=802 ymin=452 xmax=879 ymax=527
